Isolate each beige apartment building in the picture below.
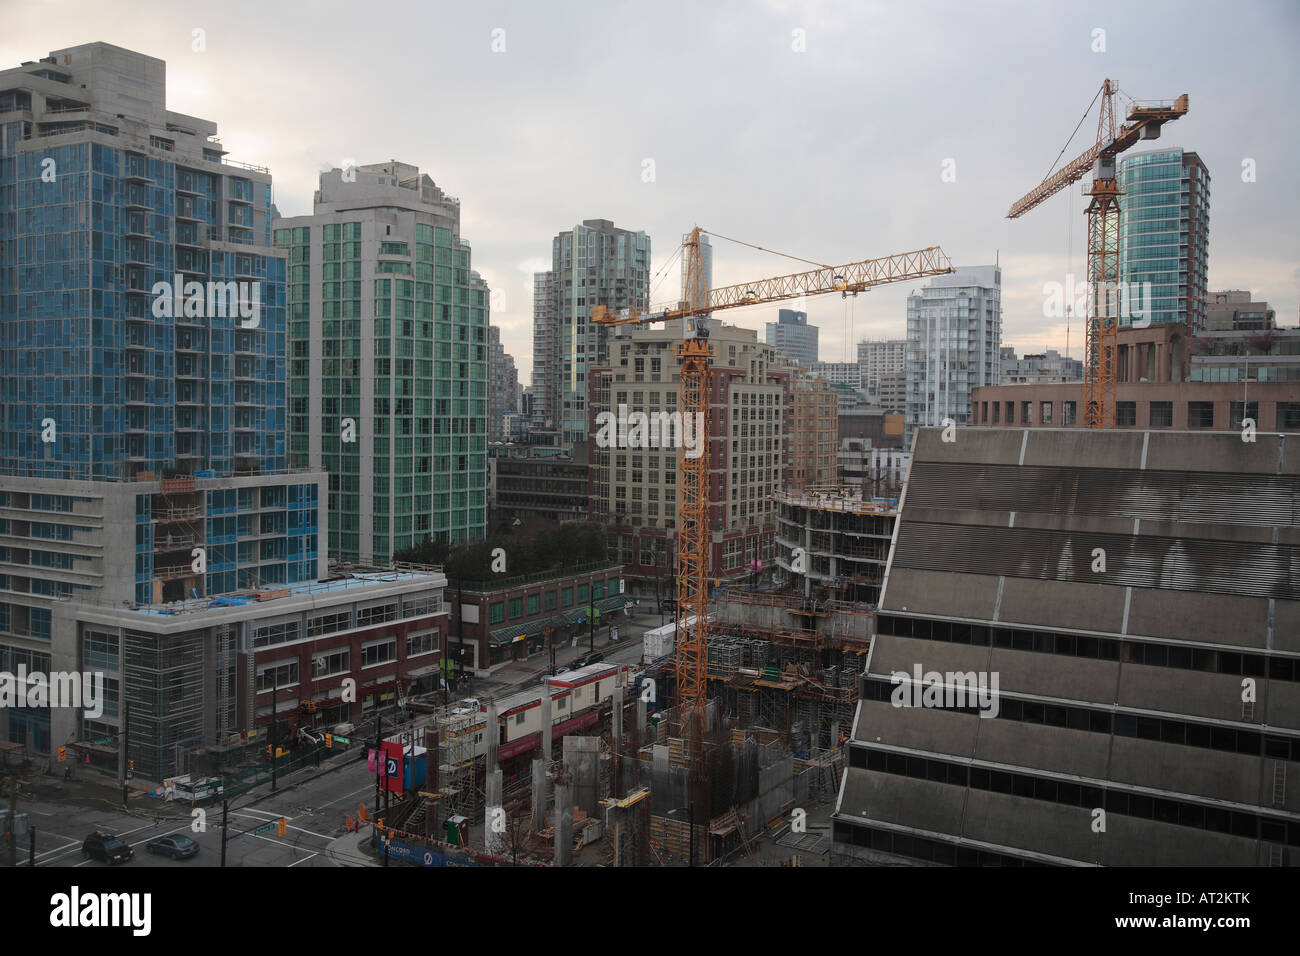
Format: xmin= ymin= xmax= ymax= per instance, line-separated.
xmin=589 ymin=324 xmax=829 ymax=596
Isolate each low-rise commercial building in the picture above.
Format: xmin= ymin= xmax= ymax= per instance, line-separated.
xmin=972 ymin=325 xmax=1300 ymax=432
xmin=42 ymin=569 xmax=447 ymax=781
xmin=446 ymin=562 xmax=626 ymax=673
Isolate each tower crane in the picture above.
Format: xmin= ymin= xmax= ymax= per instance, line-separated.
xmin=1007 ymin=79 xmax=1188 ymax=428
xmin=592 ymin=228 xmax=952 ymax=753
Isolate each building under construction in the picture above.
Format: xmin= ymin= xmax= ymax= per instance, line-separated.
xmin=773 ymin=488 xmax=897 ymax=604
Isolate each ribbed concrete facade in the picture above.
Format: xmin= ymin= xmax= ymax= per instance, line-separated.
xmin=833 ymin=426 xmax=1300 ymax=866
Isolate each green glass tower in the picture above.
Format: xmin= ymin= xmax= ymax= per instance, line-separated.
xmin=1118 ymin=149 xmax=1210 ymax=328
xmin=276 ymin=162 xmax=489 ymax=565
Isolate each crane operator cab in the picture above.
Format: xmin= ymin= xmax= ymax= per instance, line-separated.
xmin=683 ymin=315 xmax=711 ymax=340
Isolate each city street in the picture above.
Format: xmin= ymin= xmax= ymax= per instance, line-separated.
xmin=10 ymin=606 xmax=659 ymax=869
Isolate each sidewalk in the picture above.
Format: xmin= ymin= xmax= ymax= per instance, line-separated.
xmin=324 ymin=830 xmax=376 ymax=867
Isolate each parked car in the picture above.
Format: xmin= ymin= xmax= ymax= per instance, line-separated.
xmin=331 ymin=722 xmax=356 ymax=736
xmin=573 ymin=652 xmax=604 ymax=669
xmin=145 ymin=834 xmax=199 ymax=859
xmin=82 ymin=831 xmax=133 ymax=864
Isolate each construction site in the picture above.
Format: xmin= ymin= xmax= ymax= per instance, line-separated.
xmin=361 ymin=580 xmax=870 ymax=867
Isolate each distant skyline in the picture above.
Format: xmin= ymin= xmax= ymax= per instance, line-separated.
xmin=6 ymin=0 xmax=1298 ymax=379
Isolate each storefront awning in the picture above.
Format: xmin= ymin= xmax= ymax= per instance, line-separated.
xmin=488 ymin=614 xmax=567 ymax=646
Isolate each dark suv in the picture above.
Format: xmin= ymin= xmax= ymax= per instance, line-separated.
xmin=82 ymin=831 xmax=134 ymax=864
xmin=573 ymin=652 xmax=604 ymax=669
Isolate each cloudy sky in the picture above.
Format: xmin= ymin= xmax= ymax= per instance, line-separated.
xmin=8 ymin=0 xmax=1298 ymax=380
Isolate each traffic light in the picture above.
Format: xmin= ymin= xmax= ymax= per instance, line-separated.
xmin=127 ymin=759 xmax=134 ymax=778
xmin=325 ymin=732 xmax=333 ymax=749
xmin=57 ymin=746 xmax=66 ymax=763
xmin=276 ymin=817 xmax=287 ymax=836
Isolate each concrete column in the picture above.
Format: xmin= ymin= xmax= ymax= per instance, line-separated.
xmin=612 ymin=684 xmax=624 ymax=749
xmin=636 ymin=698 xmax=647 ymax=746
xmin=539 ymin=690 xmax=552 ymax=761
xmin=486 ymin=702 xmax=498 ymax=775
xmin=531 ymin=757 xmax=547 ymax=833
xmin=485 ymin=768 xmax=503 ymax=856
xmin=553 ymin=781 xmax=572 ymax=867
xmin=563 ymin=735 xmax=600 ymax=818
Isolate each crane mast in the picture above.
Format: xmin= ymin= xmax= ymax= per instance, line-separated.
xmin=593 ymin=229 xmax=953 ymax=755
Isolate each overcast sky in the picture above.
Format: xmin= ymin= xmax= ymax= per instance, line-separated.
xmin=8 ymin=0 xmax=1299 ymax=380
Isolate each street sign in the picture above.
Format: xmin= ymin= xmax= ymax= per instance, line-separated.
xmin=252 ymin=821 xmax=276 ymax=835
xmin=334 ymin=735 xmax=350 ymax=745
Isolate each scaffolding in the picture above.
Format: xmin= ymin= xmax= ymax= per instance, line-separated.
xmin=435 ymin=709 xmax=486 ymax=820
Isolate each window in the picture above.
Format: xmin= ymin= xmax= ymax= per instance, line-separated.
xmin=489 ymin=601 xmax=505 ymax=624
xmin=1230 ymin=402 xmax=1259 ymax=429
xmin=526 ymin=594 xmax=540 ymax=615
xmin=1117 ymin=402 xmax=1137 ymax=427
xmin=406 ymin=627 xmax=438 ymax=657
xmin=252 ymin=620 xmax=299 ymax=648
xmin=508 ymin=597 xmax=523 ymax=619
xmin=1149 ymin=401 xmax=1173 ymax=427
xmin=1021 ymin=402 xmax=1032 ymax=425
xmin=309 ymin=611 xmax=351 ymax=637
xmin=404 ymin=594 xmax=442 ymax=618
xmin=1062 ymin=401 xmax=1076 ymax=426
xmin=561 ymin=587 xmax=574 ymax=608
xmin=1040 ymin=401 xmax=1052 ymax=425
xmin=1278 ymin=403 xmax=1300 ymax=431
xmin=361 ymin=638 xmax=397 ymax=667
xmin=1188 ymin=402 xmax=1214 ymax=428
xmin=357 ymin=603 xmax=398 ymax=626
xmin=312 ymin=649 xmax=350 ymax=678
xmin=256 ymin=660 xmax=299 ymax=692
xmin=544 ymin=590 xmax=557 ymax=611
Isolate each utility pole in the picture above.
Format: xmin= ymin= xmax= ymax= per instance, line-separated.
xmin=271 ymin=672 xmax=278 ymax=792
xmin=220 ymin=798 xmax=228 ymax=868
xmin=588 ymin=593 xmax=595 ymax=654
xmin=373 ymin=713 xmax=382 ymax=818
xmin=121 ymin=701 xmax=130 ymax=808
xmin=456 ymin=582 xmax=465 ymax=688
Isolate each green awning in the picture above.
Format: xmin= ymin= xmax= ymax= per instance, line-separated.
xmin=488 ymin=614 xmax=567 ymax=646
xmin=595 ymin=595 xmax=629 ymax=615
